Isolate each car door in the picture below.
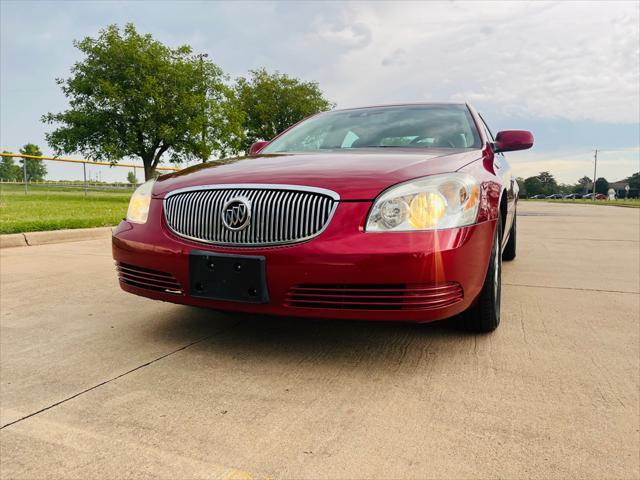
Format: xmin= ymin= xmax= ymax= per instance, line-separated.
xmin=478 ymin=114 xmax=516 ymax=244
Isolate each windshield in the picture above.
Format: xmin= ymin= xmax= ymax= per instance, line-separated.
xmin=261 ymin=104 xmax=481 ymax=153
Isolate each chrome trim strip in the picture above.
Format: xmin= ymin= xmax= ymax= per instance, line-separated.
xmin=163 ymin=183 xmax=340 ymax=201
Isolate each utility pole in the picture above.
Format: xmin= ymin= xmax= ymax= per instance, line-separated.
xmin=197 ymin=53 xmax=209 ymax=163
xmin=592 ymin=149 xmax=598 ymax=195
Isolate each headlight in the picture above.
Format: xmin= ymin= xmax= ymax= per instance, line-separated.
xmin=126 ymin=179 xmax=155 ymax=224
xmin=366 ymin=173 xmax=480 ymax=232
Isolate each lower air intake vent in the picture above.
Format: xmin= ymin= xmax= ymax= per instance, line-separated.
xmin=116 ymin=262 xmax=183 ymax=295
xmin=285 ymin=282 xmax=463 ymax=311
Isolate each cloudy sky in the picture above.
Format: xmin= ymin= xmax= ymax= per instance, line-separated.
xmin=1 ymin=0 xmax=639 ymax=183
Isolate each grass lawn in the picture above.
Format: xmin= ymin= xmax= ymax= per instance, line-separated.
xmin=523 ymin=198 xmax=640 ymax=208
xmin=0 ymin=184 xmax=132 ymax=234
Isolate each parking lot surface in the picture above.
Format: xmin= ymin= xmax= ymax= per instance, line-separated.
xmin=1 ymin=201 xmax=639 ymax=479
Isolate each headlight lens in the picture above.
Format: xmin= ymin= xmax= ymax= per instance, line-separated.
xmin=366 ymin=173 xmax=480 ymax=232
xmin=126 ymin=179 xmax=155 ymax=224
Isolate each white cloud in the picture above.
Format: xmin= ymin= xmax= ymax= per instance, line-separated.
xmin=381 ymin=49 xmax=407 ymax=67
xmin=311 ymin=18 xmax=372 ymax=50
xmin=306 ymin=1 xmax=639 ymax=123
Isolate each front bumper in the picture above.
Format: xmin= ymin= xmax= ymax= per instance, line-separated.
xmin=112 ymin=200 xmax=496 ymax=322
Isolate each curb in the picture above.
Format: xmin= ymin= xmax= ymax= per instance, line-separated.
xmin=0 ymin=233 xmax=28 ymax=248
xmin=0 ymin=227 xmax=114 ymax=249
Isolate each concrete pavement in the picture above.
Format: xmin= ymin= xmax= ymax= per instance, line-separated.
xmin=1 ymin=201 xmax=638 ymax=479
xmin=0 ymin=227 xmax=113 ymax=249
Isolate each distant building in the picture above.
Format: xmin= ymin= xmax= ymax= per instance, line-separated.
xmin=609 ymin=180 xmax=637 ymax=198
xmin=584 ymin=180 xmax=635 ymax=198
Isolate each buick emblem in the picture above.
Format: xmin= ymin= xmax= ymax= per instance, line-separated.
xmin=222 ymin=197 xmax=251 ymax=231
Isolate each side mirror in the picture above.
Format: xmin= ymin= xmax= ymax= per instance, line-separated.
xmin=249 ymin=140 xmax=269 ymax=155
xmin=494 ymin=130 xmax=533 ymax=152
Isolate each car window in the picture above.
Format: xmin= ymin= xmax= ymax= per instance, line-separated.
xmin=380 ymin=135 xmax=420 ymax=146
xmin=478 ymin=113 xmax=505 ymax=156
xmin=262 ymin=105 xmax=482 ymax=153
xmin=341 ymin=130 xmax=359 ymax=148
xmin=288 ymin=124 xmax=332 ymax=151
xmin=478 ymin=114 xmax=495 ymax=142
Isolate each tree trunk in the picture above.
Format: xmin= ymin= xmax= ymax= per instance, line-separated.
xmin=143 ymin=156 xmax=155 ymax=181
xmin=142 ymin=144 xmax=169 ymax=180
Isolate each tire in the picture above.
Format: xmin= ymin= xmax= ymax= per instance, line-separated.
xmin=457 ymin=215 xmax=502 ymax=333
xmin=502 ymin=211 xmax=516 ymax=261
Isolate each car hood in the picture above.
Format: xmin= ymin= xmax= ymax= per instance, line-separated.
xmin=154 ymin=149 xmax=481 ymax=201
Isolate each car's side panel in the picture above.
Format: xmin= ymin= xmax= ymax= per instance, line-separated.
xmin=465 ymin=104 xmax=517 ymax=249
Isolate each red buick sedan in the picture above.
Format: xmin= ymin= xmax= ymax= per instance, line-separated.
xmin=113 ymin=103 xmax=533 ymax=332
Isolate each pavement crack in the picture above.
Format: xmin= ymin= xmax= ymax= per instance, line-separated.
xmin=0 ymin=321 xmax=241 ymax=430
xmin=504 ymin=283 xmax=639 ymax=295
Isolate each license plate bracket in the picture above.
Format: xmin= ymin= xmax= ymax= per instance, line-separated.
xmin=189 ymin=251 xmax=269 ymax=304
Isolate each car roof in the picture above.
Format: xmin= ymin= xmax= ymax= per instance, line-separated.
xmin=329 ymin=102 xmax=469 ymax=113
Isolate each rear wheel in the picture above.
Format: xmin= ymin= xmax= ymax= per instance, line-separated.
xmin=457 ymin=215 xmax=502 ymax=333
xmin=502 ymin=212 xmax=517 ymax=261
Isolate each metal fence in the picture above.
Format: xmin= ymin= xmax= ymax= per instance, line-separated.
xmin=0 ymin=179 xmax=138 ymax=191
xmin=0 ymin=152 xmax=180 ymax=195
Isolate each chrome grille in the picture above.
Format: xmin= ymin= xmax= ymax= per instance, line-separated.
xmin=163 ymin=185 xmax=339 ymax=247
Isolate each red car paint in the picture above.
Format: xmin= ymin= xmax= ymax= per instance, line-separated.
xmin=494 ymin=130 xmax=534 ymax=152
xmin=112 ymin=103 xmax=532 ymax=323
xmin=248 ymin=140 xmax=269 ymax=155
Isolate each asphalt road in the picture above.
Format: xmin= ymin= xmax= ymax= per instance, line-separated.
xmin=1 ymin=201 xmax=638 ymax=479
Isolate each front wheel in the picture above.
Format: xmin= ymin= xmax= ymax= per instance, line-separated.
xmin=502 ymin=212 xmax=516 ymax=261
xmin=457 ymin=216 xmax=502 ymax=333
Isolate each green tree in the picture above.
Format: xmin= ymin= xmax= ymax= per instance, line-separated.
xmin=524 ymin=176 xmax=543 ymax=196
xmin=18 ymin=144 xmax=47 ymax=181
xmin=235 ymin=68 xmax=334 ymax=152
xmin=557 ymin=183 xmax=573 ymax=194
xmin=625 ymin=172 xmax=640 ymax=191
xmin=515 ymin=177 xmax=526 ymax=196
xmin=536 ymin=171 xmax=557 ymax=194
xmin=0 ymin=152 xmax=21 ymax=181
xmin=574 ymin=176 xmax=592 ymax=194
xmin=43 ymin=24 xmax=243 ymax=180
xmin=127 ymin=171 xmax=137 ymax=185
xmin=595 ymin=177 xmax=609 ymax=194
xmin=577 ymin=176 xmax=592 ymax=187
